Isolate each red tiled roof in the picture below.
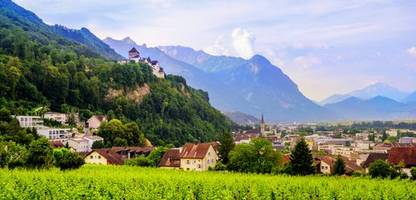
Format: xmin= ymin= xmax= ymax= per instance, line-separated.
xmin=320 ymin=156 xmax=335 ymax=166
xmin=179 ymin=143 xmax=212 ymax=159
xmin=388 ymin=147 xmax=416 ymax=167
xmin=87 ymin=149 xmax=123 ymax=165
xmin=159 ymin=148 xmax=181 ymax=167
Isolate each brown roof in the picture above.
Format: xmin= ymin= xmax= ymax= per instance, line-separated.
xmin=110 ymin=146 xmax=154 ymax=154
xmin=320 ymin=156 xmax=335 ymax=166
xmin=50 ymin=141 xmax=64 ymax=148
xmin=159 ymin=148 xmax=181 ymax=167
xmin=179 ymin=143 xmax=213 ymax=159
xmin=87 ymin=149 xmax=123 ymax=165
xmin=388 ymin=147 xmax=416 ymax=167
xmin=361 ymin=152 xmax=388 ymax=168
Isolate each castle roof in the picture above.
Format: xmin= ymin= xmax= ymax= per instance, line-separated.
xmin=129 ymin=47 xmax=139 ymax=53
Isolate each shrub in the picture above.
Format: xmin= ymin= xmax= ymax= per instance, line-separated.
xmin=53 ymin=148 xmax=85 ymax=170
xmin=411 ymin=167 xmax=416 ymax=180
xmin=125 ymin=156 xmax=154 ymax=167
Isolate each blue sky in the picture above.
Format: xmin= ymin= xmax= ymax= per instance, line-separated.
xmin=15 ymin=0 xmax=416 ymax=101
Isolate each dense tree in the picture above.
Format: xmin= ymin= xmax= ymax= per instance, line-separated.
xmin=53 ymin=148 xmax=84 ymax=170
xmin=228 ymin=138 xmax=281 ymax=173
xmin=0 ymin=4 xmax=233 ymax=147
xmin=218 ymin=132 xmax=234 ymax=164
xmin=26 ymin=138 xmax=53 ymax=169
xmin=288 ymin=138 xmax=315 ymax=175
xmin=368 ymin=160 xmax=394 ymax=179
xmin=333 ymin=156 xmax=346 ymax=175
xmin=0 ymin=141 xmax=28 ymax=168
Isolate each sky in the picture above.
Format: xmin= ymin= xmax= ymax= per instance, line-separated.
xmin=15 ymin=0 xmax=416 ymax=101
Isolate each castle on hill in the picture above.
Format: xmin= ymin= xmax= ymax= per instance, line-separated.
xmin=120 ymin=47 xmax=165 ymax=79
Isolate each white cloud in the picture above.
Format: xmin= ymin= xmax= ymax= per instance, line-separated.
xmin=408 ymin=47 xmax=416 ymax=57
xmin=203 ymin=35 xmax=231 ymax=56
xmin=231 ymin=28 xmax=255 ymax=59
xmin=293 ymin=55 xmax=321 ymax=69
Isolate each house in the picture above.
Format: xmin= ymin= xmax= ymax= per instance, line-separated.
xmin=84 ymin=149 xmax=123 ymax=165
xmin=109 ymin=146 xmax=154 ymax=159
xmin=83 ymin=135 xmax=104 ymax=151
xmin=388 ymin=147 xmax=416 ymax=176
xmin=86 ymin=115 xmax=107 ymax=129
xmin=43 ymin=112 xmax=67 ymax=125
xmin=36 ymin=127 xmax=72 ymax=143
xmin=159 ymin=142 xmax=220 ymax=170
xmin=360 ymin=152 xmax=388 ymax=172
xmin=319 ymin=156 xmax=335 ymax=174
xmin=319 ymin=155 xmax=362 ymax=175
xmin=68 ymin=137 xmax=90 ymax=152
xmin=15 ymin=115 xmax=43 ymax=128
xmin=159 ymin=148 xmax=181 ymax=169
xmin=399 ymin=137 xmax=416 ymax=144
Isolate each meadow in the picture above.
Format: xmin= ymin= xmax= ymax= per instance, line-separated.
xmin=0 ymin=165 xmax=415 ymax=200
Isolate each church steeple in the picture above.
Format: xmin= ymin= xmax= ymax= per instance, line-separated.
xmin=260 ymin=113 xmax=265 ymax=136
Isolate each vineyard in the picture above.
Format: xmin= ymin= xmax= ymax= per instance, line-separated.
xmin=1 ymin=165 xmax=416 ymax=199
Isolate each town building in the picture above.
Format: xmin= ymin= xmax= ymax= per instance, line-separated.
xmin=84 ymin=149 xmax=123 ymax=165
xmin=43 ymin=112 xmax=67 ymax=125
xmin=160 ymin=143 xmax=218 ymax=171
xmin=388 ymin=147 xmax=416 ymax=176
xmin=179 ymin=143 xmax=218 ymax=171
xmin=36 ymin=127 xmax=72 ymax=143
xmin=159 ymin=148 xmax=181 ymax=169
xmin=15 ymin=115 xmax=43 ymax=128
xmin=83 ymin=135 xmax=104 ymax=151
xmin=359 ymin=152 xmax=388 ymax=172
xmin=86 ymin=115 xmax=107 ymax=129
xmin=399 ymin=137 xmax=416 ymax=144
xmin=68 ymin=137 xmax=90 ymax=152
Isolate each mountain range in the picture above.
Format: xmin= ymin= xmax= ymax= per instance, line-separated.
xmin=104 ymin=37 xmax=335 ymax=122
xmin=321 ymin=83 xmax=411 ymax=105
xmin=0 ymin=0 xmax=122 ymax=60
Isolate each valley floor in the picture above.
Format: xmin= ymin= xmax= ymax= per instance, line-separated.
xmin=0 ymin=165 xmax=415 ymax=199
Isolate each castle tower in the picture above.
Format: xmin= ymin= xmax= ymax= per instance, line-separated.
xmin=128 ymin=47 xmax=140 ymax=62
xmin=260 ymin=113 xmax=265 ymax=136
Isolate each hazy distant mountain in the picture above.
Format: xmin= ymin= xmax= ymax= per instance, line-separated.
xmin=321 ymin=83 xmax=409 ymax=105
xmin=104 ymin=37 xmax=334 ymax=122
xmin=224 ymin=112 xmax=260 ymax=125
xmin=404 ymin=91 xmax=416 ymax=103
xmin=324 ymin=96 xmax=415 ymax=120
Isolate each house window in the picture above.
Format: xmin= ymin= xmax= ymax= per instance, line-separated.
xmin=90 ymin=156 xmax=93 ymax=159
xmin=208 ymin=152 xmax=210 ymax=156
xmin=198 ymin=164 xmax=201 ymax=168
xmin=187 ymin=160 xmax=190 ymax=164
xmin=98 ymin=156 xmax=101 ymax=159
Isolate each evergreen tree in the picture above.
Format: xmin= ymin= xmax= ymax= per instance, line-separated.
xmin=288 ymin=138 xmax=315 ymax=175
xmin=333 ymin=156 xmax=346 ymax=175
xmin=218 ymin=132 xmax=234 ymax=164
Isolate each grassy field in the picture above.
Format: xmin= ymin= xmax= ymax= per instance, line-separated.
xmin=1 ymin=165 xmax=416 ymax=199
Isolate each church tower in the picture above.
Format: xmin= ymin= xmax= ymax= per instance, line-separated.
xmin=260 ymin=113 xmax=265 ymax=136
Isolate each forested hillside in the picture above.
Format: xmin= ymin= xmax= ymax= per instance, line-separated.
xmin=0 ymin=0 xmax=232 ymax=146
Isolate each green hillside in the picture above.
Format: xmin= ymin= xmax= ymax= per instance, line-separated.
xmin=1 ymin=165 xmax=415 ymax=199
xmin=0 ymin=0 xmax=232 ymax=146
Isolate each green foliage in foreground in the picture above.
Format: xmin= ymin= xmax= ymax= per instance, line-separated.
xmin=1 ymin=165 xmax=416 ymax=199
